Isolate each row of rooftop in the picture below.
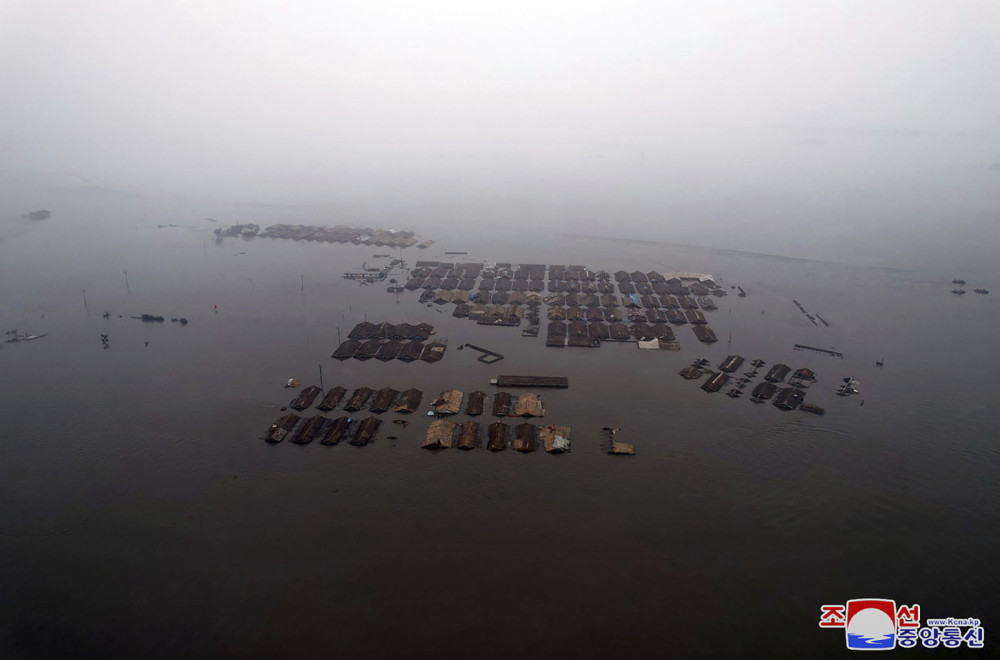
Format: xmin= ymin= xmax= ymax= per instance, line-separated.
xmin=680 ymin=359 xmax=814 ymax=383
xmin=423 ymin=420 xmax=571 ymax=452
xmin=546 ymin=320 xmax=716 ymax=346
xmin=546 ymin=307 xmax=709 ymax=323
xmin=265 ymin=413 xmax=382 ymax=445
xmin=419 ymin=289 xmax=717 ymax=310
xmin=679 ymin=357 xmax=822 ymax=411
xmin=405 ymin=276 xmax=721 ymax=297
xmin=410 ymin=262 xmax=716 ymax=285
xmin=264 ymin=413 xmax=575 ymax=453
xmin=332 ymin=339 xmax=447 ymax=362
xmin=286 ymin=385 xmax=552 ymax=418
xmin=347 ymin=321 xmax=435 ymax=341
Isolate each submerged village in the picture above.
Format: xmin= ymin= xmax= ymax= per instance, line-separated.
xmin=212 ymin=222 xmax=878 ymax=456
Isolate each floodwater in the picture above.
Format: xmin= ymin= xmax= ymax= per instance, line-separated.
xmin=1 ymin=188 xmax=998 ymax=658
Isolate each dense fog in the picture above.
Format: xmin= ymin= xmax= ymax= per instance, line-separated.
xmin=2 ymin=1 xmax=998 ymax=262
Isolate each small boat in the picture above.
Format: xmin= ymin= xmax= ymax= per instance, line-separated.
xmin=952 ymin=289 xmax=966 ymax=295
xmin=875 ymin=358 xmax=883 ymax=367
xmin=837 ymin=378 xmax=860 ymax=396
xmin=974 ymin=288 xmax=989 ymax=295
xmin=4 ymin=333 xmax=48 ymax=343
xmin=952 ymin=279 xmax=966 ymax=285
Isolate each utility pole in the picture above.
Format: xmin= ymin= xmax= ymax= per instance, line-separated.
xmin=318 ymin=363 xmax=324 ymax=392
xmin=124 ymin=270 xmax=130 ymax=293
xmin=300 ymin=274 xmax=304 ymax=292
xmin=82 ymin=289 xmax=88 ymax=308
xmin=337 ymin=326 xmax=341 ymax=344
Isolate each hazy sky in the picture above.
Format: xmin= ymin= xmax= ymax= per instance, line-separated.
xmin=1 ymin=1 xmax=998 ymax=223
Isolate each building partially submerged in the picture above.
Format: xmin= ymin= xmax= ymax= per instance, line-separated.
xmin=433 ymin=389 xmax=464 ymax=415
xmin=685 ymin=309 xmax=707 ymax=324
xmin=331 ymin=340 xmax=360 ymax=360
xmin=773 ymin=387 xmax=806 ymax=410
xmin=692 ymin=326 xmax=718 ymax=343
xmin=420 ymin=341 xmax=448 ymax=363
xmin=293 ymin=415 xmax=329 ymax=445
xmin=792 ymin=368 xmax=817 ymax=382
xmin=289 ymin=385 xmax=322 ymax=410
xmin=492 ymin=391 xmax=513 ymax=416
xmin=394 ymin=389 xmax=423 ymax=414
xmin=317 ymin=386 xmax=347 ymax=411
xmin=513 ymin=393 xmax=545 ymax=417
xmin=465 ymin=391 xmax=486 ymax=416
xmin=540 ymin=424 xmax=571 ymax=453
xmin=344 ymin=387 xmax=374 ymax=412
xmin=493 ymin=376 xmax=569 ymax=388
xmin=422 ymin=419 xmax=456 ymax=449
xmin=348 ymin=322 xmax=381 ymax=340
xmin=457 ymin=421 xmax=481 ymax=450
xmin=765 ymin=363 xmax=791 ymax=383
xmin=513 ymin=423 xmax=537 ymax=452
xmin=719 ymin=355 xmax=745 ymax=373
xmin=354 ymin=339 xmax=382 ymax=361
xmin=750 ymin=382 xmax=779 ymax=402
xmin=397 ymin=341 xmax=425 ymax=362
xmin=350 ymin=417 xmax=381 ymax=446
xmin=368 ymin=387 xmax=400 ymax=413
xmin=375 ymin=341 xmax=402 ymax=361
xmin=264 ymin=413 xmax=300 ymax=443
xmin=487 ymin=422 xmax=509 ymax=451
xmin=702 ymin=372 xmax=729 ymax=393
xmin=679 ymin=366 xmax=703 ymax=379
xmin=320 ymin=416 xmax=351 ymax=445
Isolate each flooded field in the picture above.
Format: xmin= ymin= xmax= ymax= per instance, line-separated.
xmin=1 ymin=193 xmax=998 ymax=658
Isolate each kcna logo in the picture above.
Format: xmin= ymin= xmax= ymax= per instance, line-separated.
xmin=820 ymin=599 xmax=985 ymax=650
xmin=820 ymin=599 xmax=918 ymax=650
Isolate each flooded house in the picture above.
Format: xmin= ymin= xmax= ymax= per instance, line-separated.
xmin=433 ymin=389 xmax=464 ymax=415
xmin=702 ymin=372 xmax=729 ymax=393
xmin=513 ymin=393 xmax=545 ymax=417
xmin=692 ymin=326 xmax=718 ymax=343
xmin=422 ymin=419 xmax=456 ymax=449
xmin=765 ymin=364 xmax=791 ymax=383
xmin=320 ymin=417 xmax=352 ymax=445
xmin=264 ymin=413 xmax=300 ymax=443
xmin=513 ymin=423 xmax=538 ymax=452
xmin=344 ymin=387 xmax=374 ymax=412
xmin=368 ymin=387 xmax=401 ymax=413
xmin=332 ymin=339 xmax=360 ymax=360
xmin=540 ymin=425 xmax=572 ymax=453
xmin=457 ymin=421 xmax=482 ymax=450
xmin=354 ymin=339 xmax=382 ymax=361
xmin=773 ymin=387 xmax=806 ymax=410
xmin=465 ymin=391 xmax=486 ymax=416
xmin=719 ymin=355 xmax=745 ymax=373
xmin=393 ymin=388 xmax=423 ymax=414
xmin=350 ymin=417 xmax=381 ymax=446
xmin=317 ymin=386 xmax=348 ymax=411
xmin=397 ymin=341 xmax=425 ymax=362
xmin=289 ymin=385 xmax=322 ymax=410
xmin=492 ymin=391 xmax=513 ymax=416
xmin=487 ymin=422 xmax=510 ymax=451
xmin=420 ymin=341 xmax=448 ymax=363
